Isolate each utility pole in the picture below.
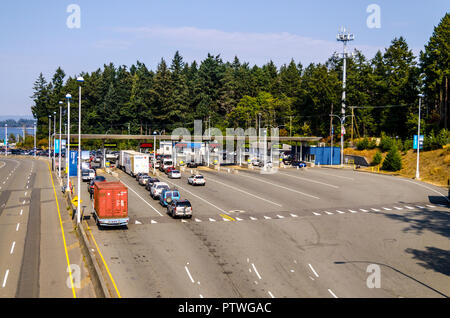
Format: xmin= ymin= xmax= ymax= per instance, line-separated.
xmin=4 ymin=124 xmax=7 ymax=156
xmin=48 ymin=115 xmax=51 ymax=162
xmin=351 ymin=106 xmax=354 ymax=145
xmin=34 ymin=121 xmax=36 ymax=158
xmin=415 ymin=95 xmax=423 ymax=180
xmin=330 ymin=104 xmax=333 ymax=165
xmin=336 ymin=27 xmax=354 ymax=166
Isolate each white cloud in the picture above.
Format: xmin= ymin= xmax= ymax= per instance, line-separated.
xmin=114 ymin=25 xmax=384 ymax=66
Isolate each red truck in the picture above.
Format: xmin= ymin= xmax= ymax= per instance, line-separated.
xmin=93 ymin=181 xmax=129 ymax=227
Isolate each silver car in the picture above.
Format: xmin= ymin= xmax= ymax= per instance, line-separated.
xmin=150 ymin=182 xmax=169 ymax=199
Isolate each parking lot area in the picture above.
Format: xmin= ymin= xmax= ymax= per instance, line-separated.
xmin=77 ymin=164 xmax=450 ymax=298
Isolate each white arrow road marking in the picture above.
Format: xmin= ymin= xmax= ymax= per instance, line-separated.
xmin=249 ymin=217 xmax=257 ymax=221
xmin=312 ymin=212 xmax=321 ymax=216
xmin=290 ymin=214 xmax=298 ymax=218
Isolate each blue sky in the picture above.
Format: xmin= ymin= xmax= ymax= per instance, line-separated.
xmin=0 ymin=0 xmax=448 ymax=117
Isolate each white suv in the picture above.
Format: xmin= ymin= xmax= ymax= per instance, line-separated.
xmin=187 ymin=175 xmax=205 ymax=186
xmin=150 ymin=182 xmax=169 ymax=199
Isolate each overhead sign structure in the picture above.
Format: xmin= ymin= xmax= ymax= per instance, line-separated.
xmin=139 ymin=143 xmax=153 ymax=148
xmin=104 ymin=143 xmax=117 ymax=148
xmin=413 ymin=135 xmax=424 ymax=150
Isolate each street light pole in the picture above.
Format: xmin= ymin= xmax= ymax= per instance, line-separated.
xmin=59 ymin=101 xmax=63 ymax=178
xmin=77 ymin=77 xmax=84 ymax=225
xmin=48 ymin=115 xmax=51 ymax=162
xmin=34 ymin=121 xmax=36 ymax=158
xmin=336 ymin=27 xmax=354 ymax=167
xmin=53 ymin=111 xmax=56 ymax=171
xmin=415 ymin=95 xmax=423 ymax=180
xmin=4 ymin=124 xmax=7 ymax=156
xmin=66 ymin=94 xmax=72 ymax=194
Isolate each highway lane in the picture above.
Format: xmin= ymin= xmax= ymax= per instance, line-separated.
xmin=83 ymin=166 xmax=450 ymax=298
xmin=0 ymin=157 xmax=96 ymax=298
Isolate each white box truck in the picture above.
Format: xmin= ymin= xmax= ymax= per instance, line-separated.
xmin=123 ymin=151 xmax=149 ymax=177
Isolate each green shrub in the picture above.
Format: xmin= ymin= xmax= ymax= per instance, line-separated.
xmin=380 ymin=132 xmax=394 ymax=152
xmin=372 ymin=151 xmax=382 ymax=166
xmin=368 ymin=138 xmax=377 ymax=149
xmin=381 ymin=146 xmax=402 ymax=171
xmin=403 ymin=139 xmax=413 ymax=151
xmin=356 ymin=137 xmax=369 ymax=150
xmin=423 ymin=129 xmax=449 ymax=151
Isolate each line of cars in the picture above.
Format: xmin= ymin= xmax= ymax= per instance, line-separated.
xmin=133 ymin=165 xmax=198 ymax=219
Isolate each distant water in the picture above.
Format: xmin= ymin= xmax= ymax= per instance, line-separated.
xmin=0 ymin=127 xmax=35 ymax=141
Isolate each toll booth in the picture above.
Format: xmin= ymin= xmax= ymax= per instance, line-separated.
xmin=292 ymin=146 xmax=341 ymax=165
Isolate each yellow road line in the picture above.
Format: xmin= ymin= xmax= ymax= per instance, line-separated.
xmin=85 ymin=222 xmax=122 ymax=298
xmin=220 ymin=214 xmax=235 ymax=221
xmin=47 ymin=161 xmax=77 ymax=298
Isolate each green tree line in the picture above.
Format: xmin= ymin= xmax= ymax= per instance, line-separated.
xmin=31 ymin=14 xmax=449 ymax=144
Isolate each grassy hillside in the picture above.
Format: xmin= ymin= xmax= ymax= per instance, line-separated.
xmin=345 ymin=146 xmax=450 ymax=188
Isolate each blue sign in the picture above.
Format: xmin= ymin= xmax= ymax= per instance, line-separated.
xmin=55 ymin=139 xmax=60 ymax=154
xmin=69 ymin=151 xmax=78 ymax=177
xmin=413 ymin=135 xmax=424 ymax=150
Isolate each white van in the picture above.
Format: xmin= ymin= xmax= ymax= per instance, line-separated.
xmin=161 ymin=158 xmax=173 ymax=171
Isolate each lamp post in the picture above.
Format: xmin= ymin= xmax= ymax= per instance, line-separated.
xmin=59 ymin=101 xmax=63 ymax=177
xmin=336 ymin=27 xmax=354 ymax=168
xmin=53 ymin=111 xmax=56 ymax=171
xmin=34 ymin=120 xmax=36 ymax=158
xmin=76 ymin=77 xmax=84 ymax=225
xmin=4 ymin=124 xmax=7 ymax=156
xmin=153 ymin=131 xmax=161 ymax=175
xmin=65 ymin=94 xmax=72 ymax=194
xmin=48 ymin=115 xmax=51 ymax=161
xmin=415 ymin=94 xmax=423 ymax=180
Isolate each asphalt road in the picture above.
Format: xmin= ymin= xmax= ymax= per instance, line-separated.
xmin=81 ymin=164 xmax=450 ymax=298
xmin=0 ymin=157 xmax=96 ymax=298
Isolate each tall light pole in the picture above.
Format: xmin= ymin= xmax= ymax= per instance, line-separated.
xmin=53 ymin=111 xmax=56 ymax=171
xmin=336 ymin=27 xmax=354 ymax=167
xmin=153 ymin=131 xmax=160 ymax=175
xmin=34 ymin=120 xmax=36 ymax=158
xmin=76 ymin=77 xmax=84 ymax=225
xmin=415 ymin=94 xmax=423 ymax=180
xmin=66 ymin=94 xmax=72 ymax=194
xmin=48 ymin=115 xmax=51 ymax=161
xmin=4 ymin=124 xmax=7 ymax=156
xmin=59 ymin=101 xmax=63 ymax=178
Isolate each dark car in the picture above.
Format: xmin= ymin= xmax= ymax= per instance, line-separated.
xmin=145 ymin=177 xmax=160 ymax=191
xmin=186 ymin=162 xmax=198 ymax=168
xmin=291 ymin=161 xmax=307 ymax=168
xmin=135 ymin=172 xmax=148 ymax=181
xmin=87 ymin=176 xmax=106 ymax=195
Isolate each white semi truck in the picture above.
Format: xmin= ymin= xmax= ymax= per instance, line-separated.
xmin=121 ymin=150 xmax=149 ymax=177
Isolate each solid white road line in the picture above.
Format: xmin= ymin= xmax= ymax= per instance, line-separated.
xmin=119 ymin=179 xmax=163 ymax=216
xmin=239 ymin=173 xmax=320 ymax=200
xmin=185 ymin=266 xmax=195 ymax=283
xmin=359 ymin=209 xmax=369 ymax=212
xmin=277 ymin=171 xmax=339 ymax=189
xmin=2 ymin=270 xmax=9 ymax=288
xmin=206 ymin=177 xmax=283 ymax=207
xmin=306 ymin=169 xmax=354 ymax=181
xmin=10 ymin=242 xmax=15 ymax=254
xmin=163 ymin=178 xmax=228 ymax=214
xmin=328 ymin=289 xmax=338 ymax=298
xmin=251 ymin=263 xmax=262 ymax=280
xmin=401 ymin=179 xmax=450 ymax=203
xmin=308 ymin=264 xmax=319 ymax=278
xmin=16 ymin=223 xmax=20 ymax=231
